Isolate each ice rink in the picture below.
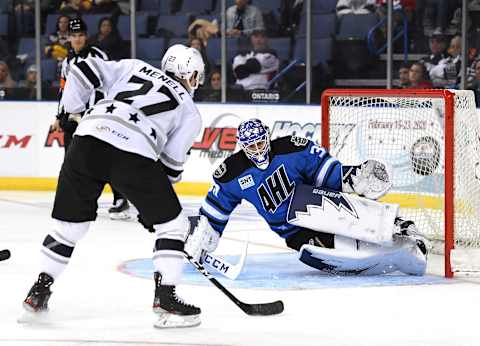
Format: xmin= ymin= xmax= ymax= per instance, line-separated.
xmin=1 ymin=190 xmax=479 ymax=346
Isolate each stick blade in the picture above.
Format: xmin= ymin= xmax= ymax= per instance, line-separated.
xmin=240 ymin=300 xmax=284 ymax=316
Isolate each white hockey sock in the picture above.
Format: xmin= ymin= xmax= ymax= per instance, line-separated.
xmin=152 ymin=252 xmax=184 ymax=285
xmin=39 ymin=219 xmax=90 ymax=280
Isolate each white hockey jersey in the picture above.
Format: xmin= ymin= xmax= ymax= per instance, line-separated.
xmin=60 ymin=58 xmax=202 ymax=182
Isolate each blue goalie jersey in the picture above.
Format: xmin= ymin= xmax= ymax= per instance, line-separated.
xmin=200 ymin=136 xmax=344 ymax=239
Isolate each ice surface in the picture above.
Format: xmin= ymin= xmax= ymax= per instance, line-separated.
xmin=0 ymin=191 xmax=479 ymax=346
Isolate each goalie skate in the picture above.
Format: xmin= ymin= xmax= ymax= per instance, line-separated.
xmin=152 ymin=272 xmax=201 ymax=329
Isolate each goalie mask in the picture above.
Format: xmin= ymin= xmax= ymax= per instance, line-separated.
xmin=237 ymin=118 xmax=271 ymax=170
xmin=161 ymin=44 xmax=205 ymax=95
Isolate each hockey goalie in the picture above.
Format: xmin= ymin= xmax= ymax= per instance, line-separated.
xmin=185 ymin=118 xmax=428 ymax=276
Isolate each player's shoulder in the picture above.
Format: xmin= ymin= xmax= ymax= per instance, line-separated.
xmin=271 ymin=135 xmax=312 ymax=156
xmin=88 ymin=46 xmax=108 ymax=60
xmin=213 ymin=151 xmax=253 ymax=183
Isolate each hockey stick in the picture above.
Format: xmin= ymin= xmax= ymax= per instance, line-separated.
xmin=184 ymin=251 xmax=284 ymax=316
xmin=0 ymin=249 xmax=11 ymax=261
xmin=203 ymin=236 xmax=249 ymax=280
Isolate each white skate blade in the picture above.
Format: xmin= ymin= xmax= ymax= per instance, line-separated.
xmin=153 ymin=312 xmax=201 ymax=329
xmin=109 ymin=211 xmax=131 ymax=220
xmin=17 ymin=307 xmax=52 ymax=325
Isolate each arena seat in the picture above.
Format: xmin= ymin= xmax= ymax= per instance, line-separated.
xmin=0 ymin=14 xmax=8 ymax=36
xmin=156 ymin=15 xmax=190 ymax=38
xmin=137 ymin=38 xmax=165 ymax=60
xmin=297 ymin=13 xmax=336 ymax=38
xmin=117 ymin=13 xmax=148 ymax=40
xmin=336 ymin=13 xmax=379 ymax=39
xmin=41 ymin=59 xmax=58 ymax=82
xmin=293 ymin=37 xmax=333 ymax=66
xmin=177 ymin=0 xmax=212 ymax=15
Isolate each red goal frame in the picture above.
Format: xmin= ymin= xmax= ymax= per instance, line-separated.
xmin=321 ymin=89 xmax=456 ymax=277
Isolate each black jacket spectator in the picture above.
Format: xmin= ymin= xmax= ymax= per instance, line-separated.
xmin=88 ymin=17 xmax=126 ymax=60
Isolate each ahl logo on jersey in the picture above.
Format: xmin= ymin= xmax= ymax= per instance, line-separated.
xmin=257 ymin=165 xmax=295 ymax=213
xmin=238 ymin=174 xmax=254 ymax=190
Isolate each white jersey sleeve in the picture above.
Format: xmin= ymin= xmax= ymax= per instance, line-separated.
xmin=160 ymin=101 xmax=202 ymax=183
xmin=61 ymin=58 xmax=124 ymax=114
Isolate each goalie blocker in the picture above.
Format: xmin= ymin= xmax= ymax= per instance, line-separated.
xmin=287 ymin=184 xmax=428 ymax=276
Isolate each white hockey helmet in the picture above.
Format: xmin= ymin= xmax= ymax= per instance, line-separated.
xmin=161 ymin=44 xmax=205 ymax=94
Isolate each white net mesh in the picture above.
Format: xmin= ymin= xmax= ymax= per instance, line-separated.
xmin=325 ymin=90 xmax=480 ymax=269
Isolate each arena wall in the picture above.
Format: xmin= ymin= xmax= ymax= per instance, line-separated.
xmin=0 ymin=101 xmax=478 ymax=197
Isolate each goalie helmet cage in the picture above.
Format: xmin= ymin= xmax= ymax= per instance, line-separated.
xmin=321 ymin=88 xmax=480 ymax=278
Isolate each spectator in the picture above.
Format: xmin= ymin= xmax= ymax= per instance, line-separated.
xmin=467 ymin=59 xmax=480 ymax=106
xmin=90 ymin=0 xmax=121 ymax=16
xmin=188 ymin=37 xmax=211 ymax=77
xmin=11 ymin=0 xmax=34 ymax=13
xmin=336 ymin=0 xmax=377 ymax=17
xmin=188 ymin=18 xmax=219 ymax=48
xmin=17 ymin=64 xmax=42 ymax=100
xmin=198 ymin=69 xmax=221 ymax=102
xmin=279 ymin=0 xmax=303 ymax=35
xmin=396 ymin=63 xmax=410 ymax=88
xmin=88 ymin=17 xmax=126 ymax=60
xmin=0 ymin=61 xmax=17 ymax=89
xmin=45 ymin=15 xmax=70 ymax=61
xmin=59 ymin=0 xmax=92 ymax=16
xmin=232 ymin=29 xmax=279 ymax=90
xmin=226 ymin=0 xmax=264 ymax=37
xmin=419 ymin=34 xmax=447 ymax=74
xmin=416 ymin=0 xmax=459 ymax=36
xmin=408 ymin=62 xmax=432 ymax=89
xmin=429 ymin=34 xmax=461 ymax=87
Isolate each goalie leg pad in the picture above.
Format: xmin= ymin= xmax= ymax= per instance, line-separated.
xmin=298 ymin=234 xmax=427 ymax=276
xmin=287 ymin=185 xmax=399 ymax=246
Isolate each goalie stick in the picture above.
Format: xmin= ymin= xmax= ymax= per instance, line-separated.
xmin=204 ymin=235 xmax=249 ymax=280
xmin=184 ymin=251 xmax=284 ymax=316
xmin=0 ymin=249 xmax=11 ymax=261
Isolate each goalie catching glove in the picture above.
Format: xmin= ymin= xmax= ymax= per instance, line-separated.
xmin=342 ymin=159 xmax=392 ymax=200
xmin=185 ymin=215 xmax=220 ymax=263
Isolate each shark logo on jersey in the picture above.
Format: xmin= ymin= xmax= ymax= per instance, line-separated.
xmin=238 ymin=174 xmax=254 ymax=190
xmin=310 ymin=188 xmax=358 ymax=219
xmin=257 ymin=165 xmax=295 ymax=213
xmin=290 ymin=136 xmax=308 ymax=146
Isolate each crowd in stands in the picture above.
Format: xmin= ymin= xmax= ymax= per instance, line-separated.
xmin=0 ymin=0 xmax=479 ymax=104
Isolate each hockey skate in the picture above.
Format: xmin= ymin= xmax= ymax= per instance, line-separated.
xmin=108 ymin=198 xmax=130 ymax=220
xmin=18 ymin=273 xmax=54 ymax=324
xmin=152 ymin=272 xmax=201 ymax=328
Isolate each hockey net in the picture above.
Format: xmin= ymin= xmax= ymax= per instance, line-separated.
xmin=321 ymin=89 xmax=480 ymax=277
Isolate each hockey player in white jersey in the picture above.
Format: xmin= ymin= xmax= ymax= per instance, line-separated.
xmin=52 ymin=17 xmax=131 ymax=220
xmin=22 ymin=44 xmax=205 ymax=328
xmin=185 ymin=119 xmax=428 ymax=277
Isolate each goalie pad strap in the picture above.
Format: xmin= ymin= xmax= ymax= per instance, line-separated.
xmin=287 ymin=185 xmax=399 ymax=246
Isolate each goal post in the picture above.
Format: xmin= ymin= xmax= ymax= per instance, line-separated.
xmin=321 ymin=88 xmax=480 ymax=277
